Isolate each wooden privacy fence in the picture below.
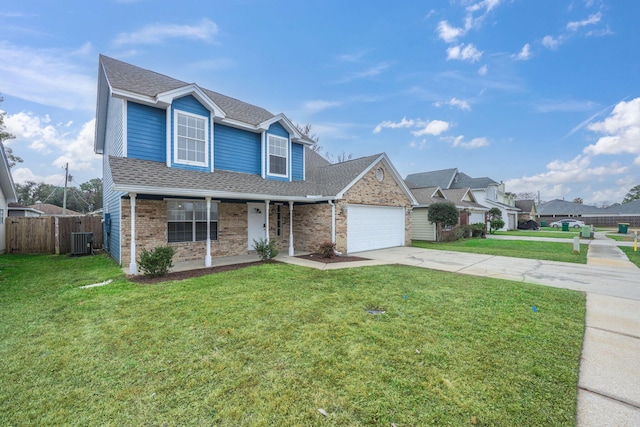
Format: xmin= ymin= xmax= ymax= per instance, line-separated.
xmin=7 ymin=216 xmax=103 ymax=255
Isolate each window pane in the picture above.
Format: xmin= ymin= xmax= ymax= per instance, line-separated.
xmin=270 ymin=155 xmax=286 ymax=175
xmin=168 ymin=222 xmax=191 ymax=243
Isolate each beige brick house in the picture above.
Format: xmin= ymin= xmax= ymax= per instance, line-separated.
xmin=95 ymin=56 xmax=416 ymax=273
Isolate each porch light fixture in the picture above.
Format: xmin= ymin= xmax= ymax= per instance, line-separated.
xmin=341 ymin=205 xmax=347 ymax=215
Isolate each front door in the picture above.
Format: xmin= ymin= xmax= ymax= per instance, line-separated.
xmin=247 ymin=203 xmax=266 ymax=250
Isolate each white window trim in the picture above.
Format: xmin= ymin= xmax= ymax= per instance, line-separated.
xmin=267 ymin=134 xmax=289 ymax=177
xmin=173 ymin=109 xmax=209 ymax=168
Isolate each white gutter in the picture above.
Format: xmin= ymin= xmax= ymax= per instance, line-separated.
xmin=113 ymin=184 xmax=335 ymax=203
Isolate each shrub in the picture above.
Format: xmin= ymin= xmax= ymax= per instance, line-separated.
xmin=138 ymin=246 xmax=175 ymax=278
xmin=428 ymin=202 xmax=460 ymax=241
xmin=490 ymin=219 xmax=505 ymax=234
xmin=253 ymin=238 xmax=279 ymax=261
xmin=471 ymin=222 xmax=486 ymax=237
xmin=319 ymin=242 xmax=336 ymax=258
xmin=442 ymin=225 xmax=472 ymax=242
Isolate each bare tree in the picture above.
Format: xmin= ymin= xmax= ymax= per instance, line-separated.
xmin=294 ymin=122 xmax=322 ymax=153
xmin=515 ymin=192 xmax=536 ymax=200
xmin=573 ymin=197 xmax=583 ymax=204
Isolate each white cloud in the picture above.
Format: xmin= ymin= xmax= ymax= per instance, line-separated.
xmin=512 ymin=43 xmax=532 ymax=61
xmin=336 ymin=62 xmax=391 ymax=83
xmin=437 ymin=20 xmax=467 ymax=43
xmin=0 ymin=42 xmax=95 ymax=111
xmin=567 ymin=12 xmax=602 ymax=31
xmin=448 ymin=135 xmax=489 ymax=148
xmin=506 ymin=155 xmax=628 ymax=201
xmin=412 ymin=120 xmax=450 ymax=137
xmin=302 ymin=100 xmax=342 ymax=114
xmin=584 ymin=98 xmax=640 ymax=163
xmin=478 ymin=64 xmax=488 ymax=75
xmin=434 ymin=97 xmax=471 ymax=111
xmin=373 ymin=117 xmax=415 ymax=134
xmin=5 ymin=112 xmax=99 ymax=175
xmin=373 ymin=117 xmax=450 ymax=137
xmin=467 ymin=0 xmax=501 ymax=13
xmin=11 ymin=167 xmax=65 ymax=186
xmin=542 ymin=35 xmax=561 ymax=50
xmin=113 ymin=18 xmax=219 ymax=46
xmin=447 ymin=43 xmax=483 ymax=62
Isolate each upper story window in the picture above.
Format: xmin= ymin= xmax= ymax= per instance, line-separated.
xmin=268 ymin=135 xmax=288 ymax=176
xmin=174 ymin=110 xmax=208 ymax=167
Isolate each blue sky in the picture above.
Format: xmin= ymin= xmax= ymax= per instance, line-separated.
xmin=1 ymin=0 xmax=639 ymax=206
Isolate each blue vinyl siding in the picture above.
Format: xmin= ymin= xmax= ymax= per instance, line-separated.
xmin=171 ymin=95 xmax=211 ymax=172
xmin=127 ymin=102 xmax=166 ymax=162
xmin=266 ymin=122 xmax=290 ymax=181
xmin=214 ymin=124 xmax=261 ymax=174
xmin=292 ymin=143 xmax=304 ymax=181
xmin=102 ymin=153 xmax=123 ymax=265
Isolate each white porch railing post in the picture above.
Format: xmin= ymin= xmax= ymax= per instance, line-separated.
xmin=129 ymin=193 xmax=137 ymax=274
xmin=205 ymin=197 xmax=212 ymax=267
xmin=288 ymin=201 xmax=294 ymax=256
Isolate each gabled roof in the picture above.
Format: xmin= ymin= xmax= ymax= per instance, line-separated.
xmin=410 ymin=186 xmax=446 ymax=206
xmin=28 ymin=203 xmax=83 ymax=216
xmin=450 ymin=172 xmax=498 ymax=190
xmin=515 ymin=199 xmax=536 ymax=214
xmin=405 ymin=168 xmax=457 ymax=189
xmin=602 ymin=199 xmax=640 ymax=215
xmin=441 ymin=188 xmax=488 ymax=211
xmin=95 ymin=55 xmax=312 ymax=153
xmin=537 ymin=199 xmax=603 ymax=215
xmin=8 ymin=202 xmax=44 ymax=215
xmin=109 ymin=149 xmax=417 ymax=204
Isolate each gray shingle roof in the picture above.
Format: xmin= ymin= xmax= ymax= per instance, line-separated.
xmin=450 ymin=172 xmax=497 ymax=190
xmin=100 ymin=55 xmax=274 ymax=126
xmin=410 ymin=187 xmax=445 ymax=205
xmin=537 ymin=199 xmax=603 ymax=215
xmin=405 ymin=168 xmax=457 ymax=189
xmin=109 ymin=148 xmax=386 ymax=200
xmin=603 ymin=199 xmax=640 ymax=214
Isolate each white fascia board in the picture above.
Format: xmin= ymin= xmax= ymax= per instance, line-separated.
xmin=111 ymin=184 xmax=333 ymax=203
xmin=111 ymin=88 xmax=165 ymax=107
xmin=156 ymin=85 xmax=226 ymax=118
xmin=258 ymin=113 xmax=300 ymax=137
xmin=219 ymin=118 xmax=261 ymax=132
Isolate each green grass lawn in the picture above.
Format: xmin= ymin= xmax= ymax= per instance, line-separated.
xmin=494 ymin=230 xmax=580 ymax=239
xmin=606 ymin=233 xmax=636 ymax=242
xmin=619 ymin=246 xmax=640 ymax=268
xmin=0 ymin=254 xmax=585 ymax=426
xmin=414 ymin=238 xmax=588 ymax=264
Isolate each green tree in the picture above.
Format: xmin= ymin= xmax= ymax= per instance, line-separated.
xmin=0 ymin=95 xmax=22 ymax=168
xmin=15 ymin=178 xmax=103 ymax=213
xmin=622 ymin=184 xmax=640 ymax=203
xmin=488 ymin=208 xmax=504 ymax=234
xmin=428 ymin=202 xmax=459 ymax=241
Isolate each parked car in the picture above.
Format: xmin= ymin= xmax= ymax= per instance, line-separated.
xmin=549 ymin=219 xmax=585 ymax=228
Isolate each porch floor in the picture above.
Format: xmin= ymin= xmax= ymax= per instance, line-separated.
xmin=125 ymin=251 xmax=310 ymax=275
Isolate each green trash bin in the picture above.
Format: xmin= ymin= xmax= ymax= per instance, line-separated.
xmin=562 ymin=222 xmax=569 ymax=232
xmin=581 ymin=226 xmax=591 ymax=238
xmin=618 ymin=223 xmax=629 ymax=234
xmin=541 ymin=221 xmax=546 ymax=227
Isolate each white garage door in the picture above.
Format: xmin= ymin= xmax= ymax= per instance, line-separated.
xmin=347 ymin=205 xmax=405 ymax=253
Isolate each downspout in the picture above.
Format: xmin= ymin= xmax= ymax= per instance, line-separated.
xmin=327 ymin=200 xmax=342 ymax=256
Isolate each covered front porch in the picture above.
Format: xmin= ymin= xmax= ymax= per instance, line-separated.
xmin=123 ymin=193 xmax=335 ymax=275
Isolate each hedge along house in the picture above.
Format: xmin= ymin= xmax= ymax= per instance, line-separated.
xmin=94 ymin=56 xmax=417 ymax=274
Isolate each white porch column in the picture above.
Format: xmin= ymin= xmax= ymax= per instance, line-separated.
xmin=288 ymin=201 xmax=294 ymax=256
xmin=264 ymin=200 xmax=270 ymax=241
xmin=205 ymin=197 xmax=212 ymax=267
xmin=129 ymin=193 xmax=137 ymax=274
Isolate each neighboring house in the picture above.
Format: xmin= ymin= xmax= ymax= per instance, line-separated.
xmin=27 ymin=202 xmax=83 ymax=217
xmin=406 ymin=168 xmax=518 ymax=230
xmin=582 ymin=199 xmax=640 ymax=227
xmin=536 ymin=199 xmax=602 ymax=223
xmin=94 ymin=55 xmax=416 ymax=273
xmin=8 ymin=202 xmax=44 ymax=217
xmin=409 ymin=186 xmax=488 ymax=241
xmin=515 ymin=199 xmax=537 ymax=222
xmin=0 ymin=142 xmax=18 ymax=253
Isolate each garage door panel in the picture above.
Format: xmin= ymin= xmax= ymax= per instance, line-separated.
xmin=347 ymin=205 xmax=405 ymax=253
